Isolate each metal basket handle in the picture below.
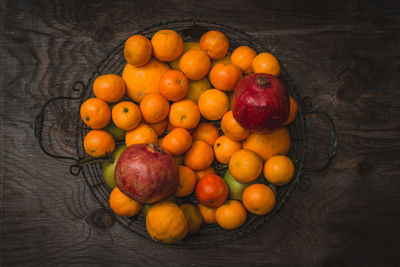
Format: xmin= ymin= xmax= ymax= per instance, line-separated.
xmin=298 ymin=96 xmax=338 ymax=191
xmin=34 ymin=81 xmax=87 ymax=176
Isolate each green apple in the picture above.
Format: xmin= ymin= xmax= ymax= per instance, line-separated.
xmin=224 ymin=170 xmax=266 ymax=200
xmin=224 ymin=170 xmax=252 ymax=200
xmin=104 ymin=121 xmax=126 ymax=141
xmin=102 ymin=145 xmax=127 ymax=188
xmin=140 ymin=204 xmax=153 ymax=217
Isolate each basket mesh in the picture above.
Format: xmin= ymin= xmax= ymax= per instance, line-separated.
xmin=74 ymin=20 xmax=306 ymax=247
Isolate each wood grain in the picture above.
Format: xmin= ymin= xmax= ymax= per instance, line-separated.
xmin=1 ymin=0 xmax=400 ymax=266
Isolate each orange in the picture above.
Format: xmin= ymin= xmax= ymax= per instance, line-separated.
xmin=283 ymin=96 xmax=298 ymax=125
xmin=252 ymin=52 xmax=280 ymax=76
xmin=242 ymin=127 xmax=291 ymax=161
xmin=149 ymin=118 xmax=168 ymax=136
xmin=139 ymin=93 xmax=170 ymax=123
xmin=195 ymin=174 xmax=228 ymax=208
xmin=84 ymin=129 xmax=115 ymax=157
xmin=185 ymin=78 xmax=211 ymax=103
xmin=125 ymin=123 xmax=158 ymax=147
xmin=124 ymin=34 xmax=152 ymax=67
xmin=111 ymin=101 xmax=142 ymax=131
xmin=184 ymin=140 xmax=214 ymax=171
xmin=209 ymin=63 xmax=242 ymax=91
xmin=263 ymin=155 xmax=295 ymax=185
xmin=210 ymin=53 xmax=231 ymax=68
xmin=146 ymin=201 xmax=188 ymax=244
xmin=229 ymin=149 xmax=263 ymax=183
xmin=179 ymin=49 xmax=211 ymax=81
xmin=159 ymin=69 xmax=189 ymax=101
xmin=230 ymin=46 xmax=257 ymax=74
xmin=180 ymin=203 xmax=203 ymax=234
xmin=195 ymin=166 xmax=216 ymax=180
xmin=169 ymin=41 xmax=200 ymax=70
xmin=151 ymin=29 xmax=184 ymax=62
xmin=213 ymin=135 xmax=242 ymax=165
xmin=109 ymin=187 xmax=142 ymax=217
xmin=122 ymin=58 xmax=170 ymax=103
xmin=220 ymin=110 xmax=249 ymax=141
xmin=174 ymin=166 xmax=197 ymax=197
xmin=169 ymin=99 xmax=201 ymax=130
xmin=215 ymin=200 xmax=247 ymax=230
xmin=199 ymin=30 xmax=229 ymax=60
xmin=93 ymin=74 xmax=126 ymax=103
xmin=198 ymin=89 xmax=229 ymax=121
xmin=80 ymin=97 xmax=111 ymax=129
xmin=242 ymin=183 xmax=276 ymax=215
xmin=161 ymin=127 xmax=192 ymax=156
xmin=191 ymin=122 xmax=220 ymax=146
xmin=197 ymin=203 xmax=217 ymax=224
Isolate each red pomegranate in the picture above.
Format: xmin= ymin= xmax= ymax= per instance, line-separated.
xmin=114 ymin=143 xmax=179 ymax=204
xmin=232 ymin=73 xmax=290 ymax=132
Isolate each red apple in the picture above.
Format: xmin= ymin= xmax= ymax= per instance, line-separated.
xmin=232 ymin=73 xmax=290 ymax=132
xmin=114 ymin=143 xmax=179 ymax=204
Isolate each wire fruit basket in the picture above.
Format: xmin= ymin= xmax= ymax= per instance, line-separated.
xmin=34 ymin=20 xmax=337 ymax=247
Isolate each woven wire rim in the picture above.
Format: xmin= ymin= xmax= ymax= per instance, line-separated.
xmin=74 ymin=19 xmax=307 ymax=247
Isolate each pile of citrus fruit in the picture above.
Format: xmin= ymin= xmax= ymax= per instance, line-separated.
xmin=79 ymin=28 xmax=298 ymax=244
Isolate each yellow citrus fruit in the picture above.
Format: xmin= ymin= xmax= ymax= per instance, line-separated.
xmin=229 ymin=149 xmax=263 ymax=183
xmin=109 ymin=187 xmax=142 ymax=217
xmin=216 ymin=200 xmax=247 ymax=230
xmin=146 ymin=201 xmax=188 ymax=244
xmin=242 ymin=183 xmax=276 ymax=215
xmin=263 ymin=155 xmax=295 ymax=185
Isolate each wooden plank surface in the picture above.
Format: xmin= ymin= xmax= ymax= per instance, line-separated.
xmin=1 ymin=0 xmax=400 ymax=266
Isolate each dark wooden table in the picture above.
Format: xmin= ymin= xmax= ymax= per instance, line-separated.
xmin=2 ymin=1 xmax=400 ymax=266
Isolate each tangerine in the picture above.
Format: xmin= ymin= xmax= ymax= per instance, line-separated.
xmin=84 ymin=129 xmax=115 ymax=157
xmin=93 ymin=74 xmax=126 ymax=103
xmin=161 ymin=127 xmax=192 ymax=156
xmin=112 ymin=101 xmax=142 ymax=131
xmin=139 ymin=93 xmax=170 ymax=124
xmin=159 ymin=69 xmax=189 ymax=101
xmin=184 ymin=140 xmax=214 ymax=171
xmin=229 ymin=149 xmax=263 ymax=183
xmin=179 ymin=49 xmax=211 ymax=81
xmin=242 ymin=183 xmax=276 ymax=215
xmin=151 ymin=29 xmax=184 ymax=62
xmin=252 ymin=52 xmax=280 ymax=76
xmin=220 ymin=110 xmax=249 ymax=141
xmin=195 ymin=174 xmax=228 ymax=208
xmin=125 ymin=123 xmax=158 ymax=147
xmin=169 ymin=99 xmax=201 ymax=130
xmin=209 ymin=63 xmax=242 ymax=91
xmin=191 ymin=122 xmax=220 ymax=146
xmin=263 ymin=155 xmax=295 ymax=185
xmin=213 ymin=135 xmax=242 ymax=165
xmin=199 ymin=30 xmax=229 ymax=60
xmin=80 ymin=98 xmax=111 ymax=129
xmin=124 ymin=34 xmax=152 ymax=67
xmin=109 ymin=187 xmax=142 ymax=217
xmin=198 ymin=89 xmax=229 ymax=121
xmin=230 ymin=46 xmax=257 ymax=74
xmin=174 ymin=166 xmax=197 ymax=197
xmin=215 ymin=200 xmax=247 ymax=230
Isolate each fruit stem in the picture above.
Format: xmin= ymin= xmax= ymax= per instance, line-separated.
xmin=255 ymin=75 xmax=270 ymax=86
xmin=150 ymin=143 xmax=163 ymax=153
